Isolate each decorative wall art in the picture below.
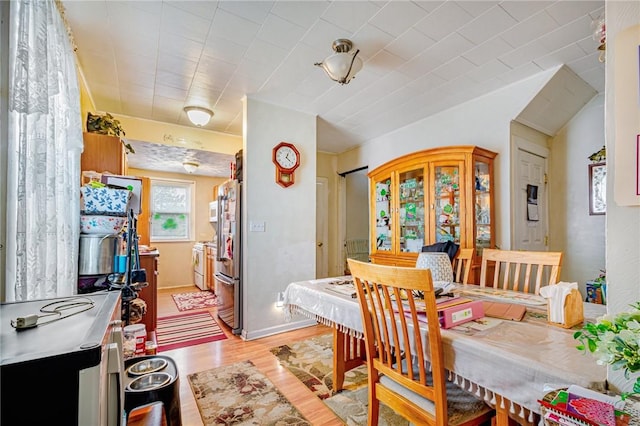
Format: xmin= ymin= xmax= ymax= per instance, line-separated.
xmin=589 ymin=163 xmax=607 ymax=215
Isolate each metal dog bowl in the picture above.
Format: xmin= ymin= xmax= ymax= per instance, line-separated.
xmin=126 ymin=372 xmax=172 ymax=392
xmin=127 ymin=358 xmax=168 ymax=376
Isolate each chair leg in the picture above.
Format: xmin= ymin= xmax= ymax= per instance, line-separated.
xmin=368 ymin=382 xmax=380 ymax=426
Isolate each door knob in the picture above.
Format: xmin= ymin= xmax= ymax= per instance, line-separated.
xmin=317 ymin=242 xmax=323 ymax=247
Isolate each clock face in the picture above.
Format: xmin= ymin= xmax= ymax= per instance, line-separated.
xmin=275 ymin=145 xmax=298 ymax=170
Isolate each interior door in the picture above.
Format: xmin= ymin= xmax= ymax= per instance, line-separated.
xmin=316 ymin=177 xmax=328 ymax=278
xmin=514 ymin=147 xmax=548 ymax=251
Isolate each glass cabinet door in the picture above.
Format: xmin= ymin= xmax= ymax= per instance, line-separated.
xmin=474 ymin=159 xmax=492 ymax=255
xmin=433 ymin=164 xmax=461 ymax=244
xmin=374 ymin=176 xmax=393 ymax=252
xmin=398 ymin=168 xmax=425 ymax=253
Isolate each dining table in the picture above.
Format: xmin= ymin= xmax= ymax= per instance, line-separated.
xmin=283 ymin=276 xmax=608 ymax=426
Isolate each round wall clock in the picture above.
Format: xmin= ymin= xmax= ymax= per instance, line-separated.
xmin=272 ymin=142 xmax=300 ymax=187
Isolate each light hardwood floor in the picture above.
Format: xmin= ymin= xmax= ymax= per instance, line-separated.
xmin=156 ymin=286 xmax=344 ymax=426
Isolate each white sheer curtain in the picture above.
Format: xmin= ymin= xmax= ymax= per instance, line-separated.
xmin=5 ymin=0 xmax=82 ymax=301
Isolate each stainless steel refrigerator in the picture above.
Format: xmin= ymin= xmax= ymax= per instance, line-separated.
xmin=215 ymin=179 xmax=242 ymax=335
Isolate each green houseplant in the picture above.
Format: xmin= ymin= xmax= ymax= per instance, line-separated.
xmin=86 ymin=112 xmax=135 ymax=154
xmin=574 ymin=302 xmax=640 ymax=399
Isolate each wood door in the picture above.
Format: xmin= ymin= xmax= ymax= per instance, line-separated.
xmin=316 ymin=177 xmax=329 ymax=278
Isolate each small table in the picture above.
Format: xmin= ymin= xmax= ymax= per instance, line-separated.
xmin=284 ymin=278 xmax=607 ymax=426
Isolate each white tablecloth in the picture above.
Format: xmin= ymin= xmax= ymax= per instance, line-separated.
xmin=283 ymin=278 xmax=608 ymax=419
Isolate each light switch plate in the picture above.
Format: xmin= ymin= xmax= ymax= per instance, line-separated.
xmin=250 ymin=221 xmax=265 ymax=232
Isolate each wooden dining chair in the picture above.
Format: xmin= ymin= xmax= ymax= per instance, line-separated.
xmin=479 ymin=249 xmax=563 ymax=295
xmin=452 ymin=248 xmax=474 ymax=284
xmin=347 ymin=259 xmax=494 ymax=426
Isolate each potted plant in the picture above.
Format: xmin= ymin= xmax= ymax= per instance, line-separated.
xmin=86 ymin=112 xmax=135 ymax=154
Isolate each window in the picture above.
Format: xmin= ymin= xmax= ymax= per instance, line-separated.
xmin=150 ymin=178 xmax=195 ymax=242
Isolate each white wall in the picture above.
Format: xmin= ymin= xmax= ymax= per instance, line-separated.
xmin=339 ymin=69 xmax=556 ymax=249
xmin=605 ymin=2 xmax=640 ymax=394
xmin=548 ymin=95 xmax=605 ymax=290
xmin=242 ymin=97 xmax=317 ymax=340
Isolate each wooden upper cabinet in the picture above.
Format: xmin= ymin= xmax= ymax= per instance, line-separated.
xmin=369 ymin=146 xmax=497 ymax=276
xmin=81 ymin=132 xmax=128 ymax=176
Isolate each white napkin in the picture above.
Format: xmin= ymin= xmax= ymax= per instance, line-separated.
xmin=539 ymin=282 xmax=578 ymax=323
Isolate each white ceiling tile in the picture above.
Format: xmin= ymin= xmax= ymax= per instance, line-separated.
xmin=301 ymin=19 xmax=352 ymax=52
xmin=270 ymin=1 xmax=330 ymax=28
xmin=108 ymin=1 xmax=162 ymax=31
xmin=576 ymin=36 xmax=599 ymax=55
xmin=397 ymin=53 xmax=436 ymax=80
xmin=234 ymin=57 xmax=277 ymax=82
xmin=465 ymin=58 xmax=511 ymax=82
xmin=576 ymin=67 xmax=604 ymax=93
xmin=538 ymin=15 xmax=593 ymax=52
xmin=497 ymin=62 xmax=544 ymax=85
xmin=406 ymin=73 xmax=447 ymax=93
xmin=244 ymin=39 xmax=289 ymax=65
xmin=369 ymin=2 xmax=429 ymax=37
xmin=368 ymin=49 xmax=406 ymax=73
xmin=154 ymin=82 xmax=189 ymax=101
xmin=499 ymin=1 xmax=554 ymax=21
xmin=119 ymin=83 xmax=154 ymax=100
xmin=432 ymin=56 xmax=476 ymax=81
xmin=462 ymin=36 xmax=513 ymax=66
xmin=500 ymin=11 xmax=559 ymax=48
xmin=208 ymin=8 xmax=261 ymax=47
xmin=384 ymin=28 xmax=435 ymax=61
xmin=196 ymin=55 xmax=237 ymax=80
xmin=352 ymin=24 xmax=395 ymax=58
xmin=534 ymin=43 xmax=586 ymax=70
xmin=165 ymin=1 xmax=218 ymax=20
xmin=413 ymin=1 xmax=445 ymax=14
xmin=455 ymin=1 xmax=499 ymax=18
xmin=413 ymin=2 xmax=473 ymax=41
xmin=203 ymin=35 xmax=248 ymax=65
xmin=498 ymin=40 xmax=549 ymax=69
xmin=321 ymin=1 xmax=381 ymax=33
xmin=161 ymin=3 xmax=211 ymax=42
xmin=159 ymin=33 xmax=204 ymax=62
xmin=257 ymin=13 xmax=307 ymax=47
xmin=157 ymin=53 xmax=198 ymax=77
xmin=218 ymin=1 xmax=273 ymax=24
xmin=426 ymin=32 xmax=475 ymax=64
xmin=458 ymin=5 xmax=518 ymax=45
xmin=567 ymin=52 xmax=602 ymax=75
xmin=545 ymin=1 xmax=603 ymax=26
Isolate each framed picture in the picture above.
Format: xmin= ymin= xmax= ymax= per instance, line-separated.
xmin=589 ymin=162 xmax=606 ymax=215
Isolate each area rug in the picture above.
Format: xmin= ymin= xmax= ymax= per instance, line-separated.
xmin=171 ymin=290 xmax=220 ymax=311
xmin=188 ymin=360 xmax=311 ymax=425
xmin=156 ymin=311 xmax=227 ymax=352
xmin=270 ymin=334 xmax=409 ymax=425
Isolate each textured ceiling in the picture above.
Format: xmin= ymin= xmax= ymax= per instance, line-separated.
xmin=63 ymin=0 xmax=606 ymax=159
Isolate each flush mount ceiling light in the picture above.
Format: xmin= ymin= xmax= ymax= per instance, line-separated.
xmin=314 ymin=39 xmax=363 ymax=85
xmin=184 ymin=106 xmax=213 ymax=126
xmin=182 ymin=161 xmax=200 ymax=174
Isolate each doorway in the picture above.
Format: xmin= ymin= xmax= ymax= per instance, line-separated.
xmin=341 ymin=168 xmax=368 ymax=273
xmin=316 ymin=177 xmax=329 ymax=278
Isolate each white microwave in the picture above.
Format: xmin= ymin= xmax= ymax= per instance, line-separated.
xmin=209 ymin=201 xmax=218 ymax=222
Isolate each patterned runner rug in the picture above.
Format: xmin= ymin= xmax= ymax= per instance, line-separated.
xmin=270 ymin=334 xmax=409 ymax=425
xmin=188 ymin=360 xmax=310 ymax=425
xmin=156 ymin=311 xmax=227 ymax=352
xmin=171 ymin=290 xmax=220 ymax=311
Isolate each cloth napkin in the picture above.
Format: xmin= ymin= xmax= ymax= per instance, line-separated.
xmin=539 ymin=282 xmax=578 ymax=323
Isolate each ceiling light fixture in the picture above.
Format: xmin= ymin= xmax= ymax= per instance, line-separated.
xmin=182 ymin=161 xmax=200 ymax=174
xmin=184 ymin=106 xmax=213 ymax=126
xmin=314 ymin=39 xmax=363 ymax=85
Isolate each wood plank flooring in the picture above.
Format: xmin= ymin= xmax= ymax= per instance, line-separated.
xmin=155 ymin=286 xmax=344 ymax=426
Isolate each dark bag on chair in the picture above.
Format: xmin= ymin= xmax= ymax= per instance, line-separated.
xmin=421 ymin=241 xmax=459 ymax=262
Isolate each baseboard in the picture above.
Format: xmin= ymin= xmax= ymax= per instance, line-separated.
xmin=241 ymin=319 xmax=317 ymax=341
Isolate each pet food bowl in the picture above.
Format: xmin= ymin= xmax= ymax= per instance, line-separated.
xmin=127 ymin=358 xmax=168 ymax=376
xmin=126 ymin=372 xmax=172 ymax=392
xmin=80 ymin=215 xmax=126 ymax=234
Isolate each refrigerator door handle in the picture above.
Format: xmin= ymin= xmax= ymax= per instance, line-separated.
xmin=215 ymin=272 xmax=235 ymax=286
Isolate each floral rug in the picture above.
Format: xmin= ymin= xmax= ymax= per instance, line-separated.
xmin=188 ymin=360 xmax=310 ymax=425
xmin=270 ymin=334 xmax=409 ymax=425
xmin=171 ymin=290 xmax=220 ymax=311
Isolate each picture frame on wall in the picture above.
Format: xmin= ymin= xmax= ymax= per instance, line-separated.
xmin=589 ymin=162 xmax=606 ymax=215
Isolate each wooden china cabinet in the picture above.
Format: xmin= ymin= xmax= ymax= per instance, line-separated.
xmin=369 ymin=146 xmax=497 ymax=283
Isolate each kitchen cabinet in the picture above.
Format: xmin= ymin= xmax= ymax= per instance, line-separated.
xmin=369 ymin=146 xmax=496 ymax=281
xmin=138 ymin=251 xmax=159 ymax=334
xmin=205 ymin=243 xmax=216 ymax=293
